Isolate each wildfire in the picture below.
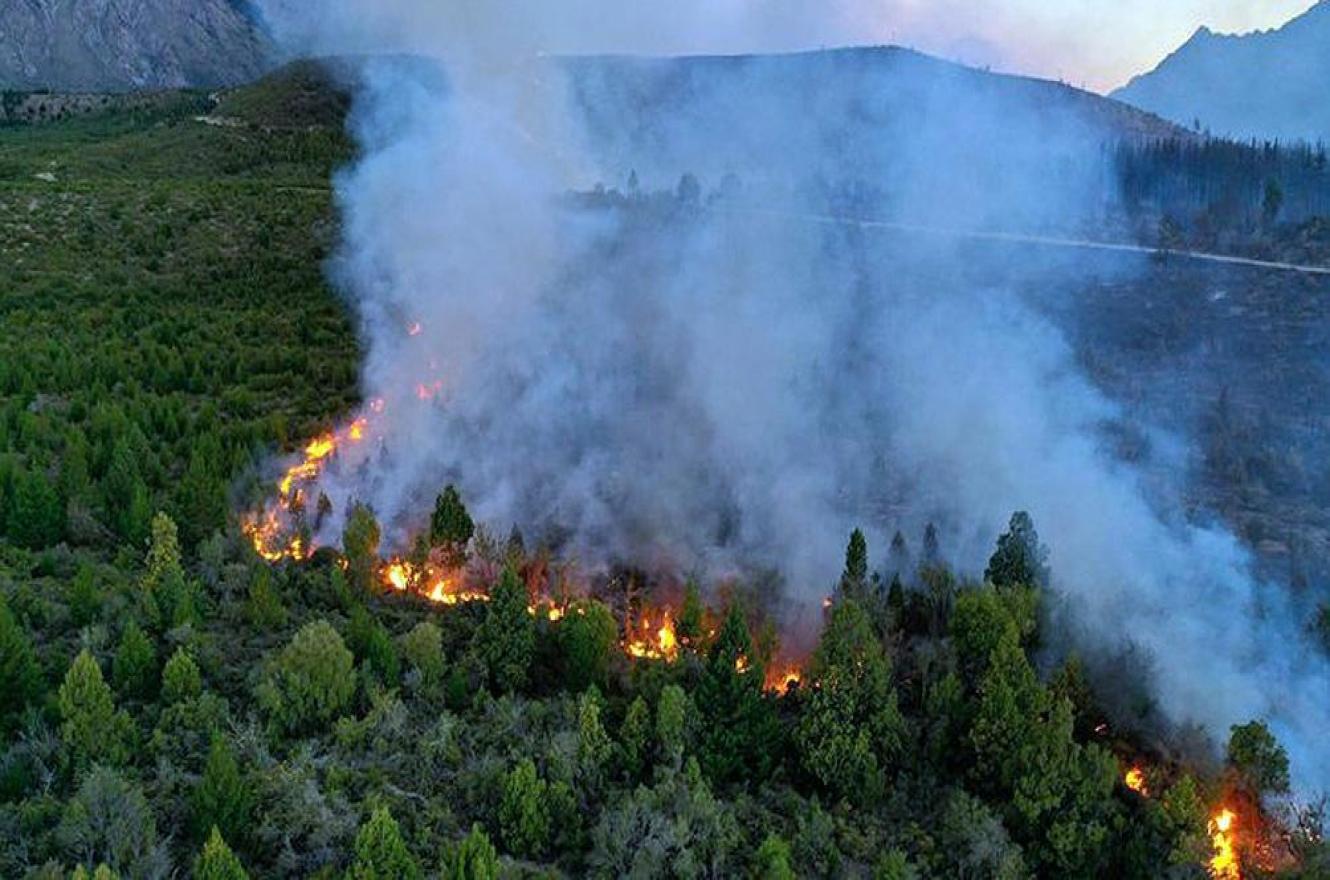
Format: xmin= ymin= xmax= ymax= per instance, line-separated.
xmin=1124 ymin=766 xmax=1149 ymax=797
xmin=382 ymin=560 xmax=489 ymax=606
xmin=416 ymin=380 xmax=445 ymax=401
xmin=407 ymin=321 xmax=423 ymax=337
xmin=766 ymin=666 xmax=802 ymax=693
xmin=243 ymin=412 xmax=382 ymax=563
xmin=1210 ymin=808 xmax=1239 ymax=879
xmin=625 ymin=610 xmax=679 ymax=662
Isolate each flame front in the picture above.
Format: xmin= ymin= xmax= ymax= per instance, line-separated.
xmin=625 ymin=611 xmax=679 ymax=662
xmin=243 ymin=412 xmax=382 ymax=562
xmin=1124 ymin=766 xmax=1148 ymax=796
xmin=1209 ymin=808 xmax=1239 ymax=880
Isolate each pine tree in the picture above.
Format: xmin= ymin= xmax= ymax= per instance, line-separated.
xmin=11 ymin=467 xmax=64 ymax=549
xmin=342 ymin=502 xmax=381 ymax=592
xmin=795 ymin=598 xmax=904 ymax=804
xmin=347 ymin=806 xmax=421 ymax=880
xmin=176 ymin=435 xmax=227 ymax=549
xmin=754 ymin=834 xmax=797 ymax=880
xmin=67 ymin=562 xmax=101 ymax=626
xmin=839 ymin=528 xmax=869 ymax=600
xmin=473 ymin=567 xmax=534 ymax=693
xmin=430 ymin=485 xmax=474 ymax=566
xmin=576 ymin=689 xmax=613 ymax=790
xmin=696 ymin=603 xmax=779 ymax=786
xmin=0 ymin=596 xmax=42 ymax=731
xmin=143 ymin=511 xmax=184 ymax=593
xmin=656 ymin=684 xmax=690 ymax=770
xmin=498 ymin=759 xmax=551 ymax=858
xmin=440 ymin=825 xmax=500 ymax=880
xmin=161 ymin=647 xmax=202 ymax=704
xmin=194 ymin=826 xmax=250 ymax=880
xmin=244 ymin=567 xmax=287 ymax=629
xmin=112 ymin=620 xmax=157 ymax=699
xmin=619 ymin=696 xmax=651 ymax=780
xmin=59 ymin=649 xmax=133 ymax=768
xmin=984 ymin=511 xmax=1050 ymax=589
xmin=675 ymin=581 xmax=706 ymax=650
xmin=560 ymin=599 xmax=617 ymax=690
xmin=192 ymin=735 xmax=253 ymax=844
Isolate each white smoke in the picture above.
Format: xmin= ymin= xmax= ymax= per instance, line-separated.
xmin=252 ymin=1 xmax=1330 ymax=794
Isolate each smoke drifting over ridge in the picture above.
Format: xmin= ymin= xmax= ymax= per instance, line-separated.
xmin=253 ymin=2 xmax=1330 ymax=793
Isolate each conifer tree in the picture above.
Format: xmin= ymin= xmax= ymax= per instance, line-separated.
xmin=696 ymin=603 xmax=779 ymax=786
xmin=430 ymin=485 xmax=474 ymax=566
xmin=473 ymin=567 xmax=533 ymax=693
xmin=192 ymin=735 xmax=253 ymax=844
xmin=839 ymin=528 xmax=869 ymax=600
xmin=440 ymin=825 xmax=500 ymax=880
xmin=194 ymin=827 xmax=250 ymax=880
xmin=0 ymin=596 xmax=42 ymax=731
xmin=346 ymin=806 xmax=421 ymax=880
xmin=59 ymin=649 xmax=133 ymax=768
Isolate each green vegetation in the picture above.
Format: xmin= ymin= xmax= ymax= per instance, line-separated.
xmin=0 ymin=66 xmax=1319 ymax=879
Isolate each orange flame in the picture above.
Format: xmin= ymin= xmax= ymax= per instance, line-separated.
xmin=1125 ymin=766 xmax=1149 ymax=797
xmin=766 ymin=666 xmax=802 ymax=694
xmin=625 ymin=610 xmax=679 ymax=662
xmin=1209 ymin=808 xmax=1240 ymax=879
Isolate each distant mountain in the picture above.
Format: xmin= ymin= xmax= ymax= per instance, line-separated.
xmin=0 ymin=0 xmax=274 ymax=92
xmin=565 ymin=47 xmax=1190 ymax=233
xmin=1113 ymin=1 xmax=1330 ymax=143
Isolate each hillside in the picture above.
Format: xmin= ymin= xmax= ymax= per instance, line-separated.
xmin=1113 ymin=1 xmax=1330 ymax=143
xmin=0 ymin=0 xmax=273 ymax=91
xmin=0 ymin=63 xmax=1326 ymax=879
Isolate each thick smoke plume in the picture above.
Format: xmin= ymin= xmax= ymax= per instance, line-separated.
xmin=254 ymin=1 xmax=1330 ymax=794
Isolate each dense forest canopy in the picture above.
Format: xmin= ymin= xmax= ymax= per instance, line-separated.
xmin=0 ymin=63 xmax=1327 ymax=879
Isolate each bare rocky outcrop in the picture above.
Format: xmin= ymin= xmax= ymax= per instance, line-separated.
xmin=0 ymin=0 xmax=274 ymax=92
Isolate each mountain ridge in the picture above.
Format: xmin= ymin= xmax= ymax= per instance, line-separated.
xmin=0 ymin=0 xmax=274 ymax=92
xmin=1113 ymin=1 xmax=1330 ymax=142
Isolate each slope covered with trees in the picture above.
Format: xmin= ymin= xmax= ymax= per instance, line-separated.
xmin=0 ymin=65 xmax=1325 ymax=879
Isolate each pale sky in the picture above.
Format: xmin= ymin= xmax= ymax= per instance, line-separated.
xmin=267 ymin=0 xmax=1321 ymax=94
xmin=855 ymin=0 xmax=1321 ymax=91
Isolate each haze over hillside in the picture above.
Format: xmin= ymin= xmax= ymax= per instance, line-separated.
xmin=1113 ymin=0 xmax=1330 ymax=143
xmin=0 ymin=0 xmax=272 ymax=91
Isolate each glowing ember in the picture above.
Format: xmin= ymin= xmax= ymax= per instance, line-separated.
xmin=735 ymin=655 xmax=751 ymax=674
xmin=1124 ymin=766 xmax=1149 ymax=796
xmin=766 ymin=666 xmax=802 ymax=693
xmin=625 ymin=611 xmax=679 ymax=662
xmin=416 ymin=380 xmax=445 ymax=401
xmin=1209 ymin=808 xmax=1240 ymax=879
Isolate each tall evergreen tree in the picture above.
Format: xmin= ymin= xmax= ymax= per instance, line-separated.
xmin=795 ymin=598 xmax=905 ymax=804
xmin=346 ymin=806 xmax=421 ymax=880
xmin=194 ymin=827 xmax=250 ymax=880
xmin=440 ymin=825 xmax=500 ymax=880
xmin=430 ymin=484 xmax=475 ymax=566
xmin=59 ymin=649 xmax=133 ymax=768
xmin=0 ymin=596 xmax=42 ymax=731
xmin=696 ymin=603 xmax=779 ymax=786
xmin=192 ymin=734 xmax=253 ymax=844
xmin=342 ymin=502 xmax=381 ymax=593
xmin=839 ymin=528 xmax=869 ymax=601
xmin=11 ymin=467 xmax=64 ymax=549
xmin=985 ymin=511 xmax=1050 ymax=589
xmin=473 ymin=567 xmax=534 ymax=693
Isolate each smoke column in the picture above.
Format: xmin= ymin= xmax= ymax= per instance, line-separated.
xmin=253 ymin=1 xmax=1330 ymax=794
